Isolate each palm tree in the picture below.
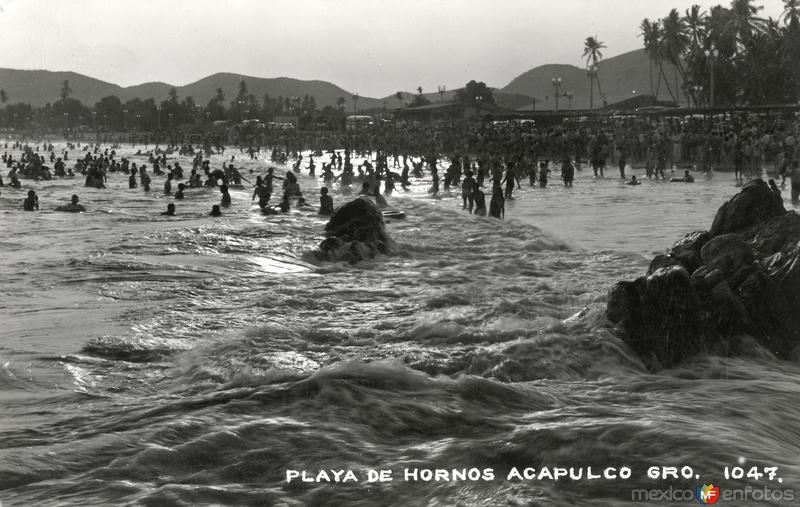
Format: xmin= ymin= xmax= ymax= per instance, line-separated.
xmin=724 ymin=0 xmax=766 ymax=53
xmin=783 ymin=0 xmax=800 ymax=30
xmin=0 ymin=89 xmax=7 ymax=105
xmin=724 ymin=0 xmax=767 ymax=102
xmin=640 ymin=19 xmax=663 ymax=97
xmin=684 ymin=5 xmax=708 ymax=48
xmin=582 ymin=36 xmax=606 ymax=108
xmin=416 ymin=86 xmax=423 ymax=96
xmin=660 ymin=9 xmax=690 ymax=104
xmin=168 ymin=87 xmax=178 ymax=103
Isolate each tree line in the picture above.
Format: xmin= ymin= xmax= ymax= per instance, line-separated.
xmin=640 ymin=0 xmax=800 ymax=107
xmin=0 ymin=79 xmax=330 ymax=133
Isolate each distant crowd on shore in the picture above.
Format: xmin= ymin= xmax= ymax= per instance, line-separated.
xmin=4 ymin=111 xmax=800 ymax=220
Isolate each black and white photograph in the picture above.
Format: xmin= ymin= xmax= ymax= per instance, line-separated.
xmin=1 ymin=0 xmax=799 ymax=505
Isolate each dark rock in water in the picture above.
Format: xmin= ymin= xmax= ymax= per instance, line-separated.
xmin=667 ymin=230 xmax=711 ymax=273
xmin=709 ymin=178 xmax=785 ymax=236
xmin=646 ymin=254 xmax=682 ymax=275
xmin=607 ymin=178 xmax=800 ymax=370
xmin=313 ymin=197 xmax=395 ymax=263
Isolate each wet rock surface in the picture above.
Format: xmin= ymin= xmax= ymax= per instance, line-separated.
xmin=607 ymin=179 xmax=800 ymax=370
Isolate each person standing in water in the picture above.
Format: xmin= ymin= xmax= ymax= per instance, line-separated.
xmin=561 ymin=157 xmax=575 ymax=187
xmin=220 ymin=185 xmax=232 ymax=207
xmin=461 ymin=171 xmax=476 ymax=212
xmin=472 ymin=185 xmax=487 ymax=216
xmin=617 ymin=144 xmax=628 ymax=179
xmin=488 ymin=185 xmax=504 ymax=219
xmin=318 ymin=187 xmax=334 ymax=216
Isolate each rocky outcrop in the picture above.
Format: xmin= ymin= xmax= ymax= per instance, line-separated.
xmin=607 ymin=179 xmax=800 ymax=370
xmin=312 ymin=197 xmax=395 ymax=263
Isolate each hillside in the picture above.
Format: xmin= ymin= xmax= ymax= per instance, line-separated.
xmin=502 ymin=49 xmax=685 ymax=110
xmin=0 ymin=49 xmax=683 ymax=113
xmin=0 ymin=69 xmax=380 ymax=110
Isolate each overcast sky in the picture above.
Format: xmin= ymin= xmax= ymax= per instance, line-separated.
xmin=0 ymin=0 xmax=786 ymax=98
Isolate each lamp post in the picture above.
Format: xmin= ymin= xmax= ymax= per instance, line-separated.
xmin=91 ymin=111 xmax=97 ymax=131
xmin=691 ymin=85 xmax=704 ymax=108
xmin=438 ymin=85 xmax=446 ymax=103
xmin=552 ymin=77 xmax=562 ymax=112
xmin=704 ymin=47 xmax=719 ymax=109
xmin=123 ymin=108 xmax=128 ymax=131
xmin=156 ymin=106 xmax=161 ymax=130
xmin=564 ymin=91 xmax=574 ymax=110
xmin=136 ymin=113 xmax=141 ymax=131
xmin=63 ymin=112 xmax=69 ymax=131
xmin=352 ymin=93 xmax=359 ymax=115
xmin=587 ymin=65 xmax=598 ymax=110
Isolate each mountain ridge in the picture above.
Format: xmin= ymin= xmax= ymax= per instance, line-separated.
xmin=0 ymin=49 xmax=683 ymax=112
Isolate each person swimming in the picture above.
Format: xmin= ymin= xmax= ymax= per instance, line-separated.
xmin=210 ymin=204 xmax=222 ymax=216
xmin=626 ymin=175 xmax=641 ymax=185
xmin=55 ymin=194 xmax=86 ymax=212
xmin=23 ymin=190 xmax=39 ymax=211
xmin=161 ymin=203 xmax=176 ymax=216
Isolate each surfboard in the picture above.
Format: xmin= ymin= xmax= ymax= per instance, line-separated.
xmin=382 ymin=210 xmax=406 ymax=219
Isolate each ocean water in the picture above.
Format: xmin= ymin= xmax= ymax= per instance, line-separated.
xmin=1 ymin=142 xmax=799 ymax=506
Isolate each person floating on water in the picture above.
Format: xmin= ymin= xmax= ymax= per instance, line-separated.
xmin=161 ymin=203 xmax=176 ymax=216
xmin=55 ymin=194 xmax=86 ymax=212
xmin=174 ymin=183 xmax=185 ymax=199
xmin=23 ymin=190 xmax=39 ymax=211
xmin=670 ymin=170 xmax=695 ymax=183
xmin=318 ymin=187 xmax=334 ymax=216
xmin=626 ymin=175 xmax=641 ymax=185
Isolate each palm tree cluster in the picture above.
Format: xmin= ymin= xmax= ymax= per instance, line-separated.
xmin=640 ymin=0 xmax=800 ymax=107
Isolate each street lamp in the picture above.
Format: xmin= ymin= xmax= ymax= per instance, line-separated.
xmin=552 ymin=77 xmax=562 ymax=112
xmin=63 ymin=112 xmax=69 ymax=130
xmin=587 ymin=65 xmax=598 ymax=110
xmin=352 ymin=93 xmax=359 ymax=115
xmin=123 ymin=108 xmax=128 ymax=131
xmin=157 ymin=106 xmax=161 ymax=130
xmin=691 ymin=85 xmax=704 ymax=108
xmin=438 ymin=85 xmax=446 ymax=103
xmin=91 ymin=111 xmax=97 ymax=130
xmin=564 ymin=91 xmax=574 ymax=110
xmin=136 ymin=113 xmax=141 ymax=131
xmin=237 ymin=99 xmax=244 ymax=120
xmin=704 ymin=46 xmax=719 ymax=108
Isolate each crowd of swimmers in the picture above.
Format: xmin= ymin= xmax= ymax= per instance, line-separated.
xmin=5 ymin=118 xmax=800 ymax=219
